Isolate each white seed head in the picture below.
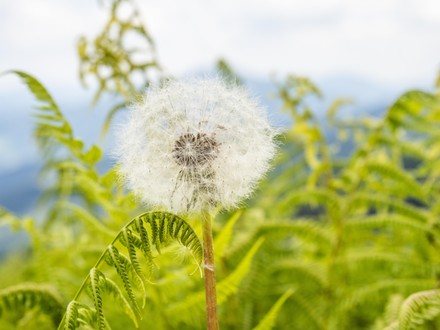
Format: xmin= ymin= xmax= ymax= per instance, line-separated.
xmin=115 ymin=78 xmax=276 ymax=214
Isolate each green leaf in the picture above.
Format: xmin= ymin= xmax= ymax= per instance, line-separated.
xmin=58 ymin=212 xmax=202 ymax=329
xmin=0 ymin=283 xmax=64 ymax=327
xmin=398 ymin=289 xmax=440 ymax=330
xmin=252 ymin=289 xmax=293 ymax=330
xmin=215 ymin=210 xmax=242 ymax=258
xmin=82 ymin=145 xmax=103 ymax=166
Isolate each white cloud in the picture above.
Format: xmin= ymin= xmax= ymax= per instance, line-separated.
xmin=0 ymin=0 xmax=439 ymax=91
xmin=142 ymin=0 xmax=440 ymax=85
xmin=0 ymin=0 xmax=104 ymax=90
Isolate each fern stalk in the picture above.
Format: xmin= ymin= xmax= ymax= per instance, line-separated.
xmin=202 ymin=210 xmax=220 ymax=330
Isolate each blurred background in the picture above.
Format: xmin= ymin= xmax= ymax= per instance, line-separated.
xmin=1 ymin=0 xmax=439 ymax=216
xmin=1 ymin=1 xmax=440 ymax=328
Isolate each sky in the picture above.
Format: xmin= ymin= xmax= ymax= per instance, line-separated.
xmin=144 ymin=0 xmax=440 ymax=85
xmin=0 ymin=0 xmax=439 ymax=173
xmin=1 ymin=0 xmax=439 ymax=88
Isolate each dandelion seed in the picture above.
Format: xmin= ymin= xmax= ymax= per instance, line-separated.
xmin=115 ymin=78 xmax=276 ymax=213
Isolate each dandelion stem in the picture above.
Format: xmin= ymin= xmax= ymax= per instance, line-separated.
xmin=202 ymin=210 xmax=219 ymax=330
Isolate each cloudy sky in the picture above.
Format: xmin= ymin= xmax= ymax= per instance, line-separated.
xmin=0 ymin=0 xmax=439 ymax=172
xmin=1 ymin=0 xmax=439 ymax=89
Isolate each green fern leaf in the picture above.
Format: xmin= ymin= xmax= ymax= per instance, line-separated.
xmin=7 ymin=71 xmax=60 ymax=115
xmin=0 ymin=283 xmax=64 ymax=327
xmin=345 ymin=214 xmax=431 ymax=235
xmin=97 ymin=275 xmax=139 ymax=328
xmin=215 ymin=210 xmax=242 ymax=258
xmin=363 ymin=161 xmax=427 ymax=201
xmin=89 ymin=268 xmax=106 ymax=330
xmin=107 ymin=245 xmax=141 ymax=318
xmin=64 ymin=301 xmax=83 ymax=330
xmin=259 ymin=221 xmax=331 ymax=247
xmin=271 ymin=261 xmax=327 ymax=289
xmin=349 ymin=193 xmax=429 ymax=223
xmin=382 ymin=295 xmax=406 ymax=328
xmin=55 ymin=201 xmax=117 ymax=239
xmin=217 ymin=239 xmax=264 ymax=305
xmin=398 ymin=289 xmax=440 ymax=330
xmin=341 ymin=279 xmax=435 ymax=312
xmin=121 ymin=228 xmax=150 ymax=287
xmin=252 ymin=289 xmax=293 ymax=330
xmin=289 ymin=293 xmax=326 ymax=330
xmin=387 ymin=91 xmax=438 ymax=131
xmin=278 ymin=189 xmax=341 ymax=217
xmin=58 ymin=212 xmax=202 ymax=329
xmin=227 ymin=220 xmax=331 ymax=263
xmin=7 ymin=71 xmax=76 ymax=152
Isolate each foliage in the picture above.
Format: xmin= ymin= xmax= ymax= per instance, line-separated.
xmin=0 ymin=283 xmax=63 ymax=329
xmin=77 ymin=0 xmax=163 ymax=134
xmin=2 ymin=1 xmax=440 ymax=329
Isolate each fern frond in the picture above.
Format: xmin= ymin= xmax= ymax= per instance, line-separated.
xmin=55 ymin=201 xmax=117 ymax=238
xmin=345 ymin=214 xmax=431 ymax=235
xmin=89 ymin=268 xmax=106 ymax=330
xmin=64 ymin=301 xmax=81 ymax=330
xmin=387 ymin=90 xmax=438 ymax=131
xmin=383 ymin=321 xmax=399 ymax=330
xmin=363 ymin=161 xmax=427 ymax=201
xmin=98 ymin=275 xmax=139 ymax=327
xmin=121 ymin=227 xmax=150 ymax=288
xmin=0 ymin=283 xmax=64 ymax=327
xmin=217 ymin=239 xmax=264 ymax=305
xmin=8 ymin=71 xmax=78 ymax=153
xmin=77 ymin=0 xmax=161 ymax=104
xmin=398 ymin=289 xmax=440 ymax=329
xmin=278 ymin=189 xmax=341 ymax=217
xmin=373 ymin=134 xmax=429 ymax=162
xmin=341 ymin=279 xmax=435 ymax=312
xmin=0 ymin=207 xmax=25 ymax=231
xmin=106 ymin=245 xmax=141 ymax=318
xmin=8 ymin=71 xmax=105 ymax=175
xmin=383 ymin=294 xmax=405 ymax=327
xmin=288 ymin=293 xmax=326 ymax=330
xmin=252 ymin=289 xmax=294 ymax=330
xmin=270 ymin=261 xmax=327 ymax=289
xmin=0 ymin=207 xmax=40 ymax=251
xmin=227 ymin=220 xmax=331 ymax=263
xmin=215 ymin=211 xmax=242 ymax=258
xmin=58 ymin=212 xmax=202 ymax=329
xmin=262 ymin=220 xmax=331 ymax=244
xmin=335 ymin=251 xmax=439 ymax=281
xmin=76 ymin=307 xmax=106 ymax=329
xmin=348 ymin=193 xmax=429 ymax=223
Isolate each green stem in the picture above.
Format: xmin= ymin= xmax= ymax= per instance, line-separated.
xmin=202 ymin=210 xmax=220 ymax=330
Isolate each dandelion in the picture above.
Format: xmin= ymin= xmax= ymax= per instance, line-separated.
xmin=115 ymin=77 xmax=276 ymax=330
xmin=115 ymin=78 xmax=276 ymax=214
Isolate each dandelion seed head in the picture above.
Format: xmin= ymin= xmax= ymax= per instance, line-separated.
xmin=115 ymin=78 xmax=276 ymax=214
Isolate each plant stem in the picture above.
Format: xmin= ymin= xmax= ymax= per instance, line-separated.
xmin=202 ymin=210 xmax=219 ymax=330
